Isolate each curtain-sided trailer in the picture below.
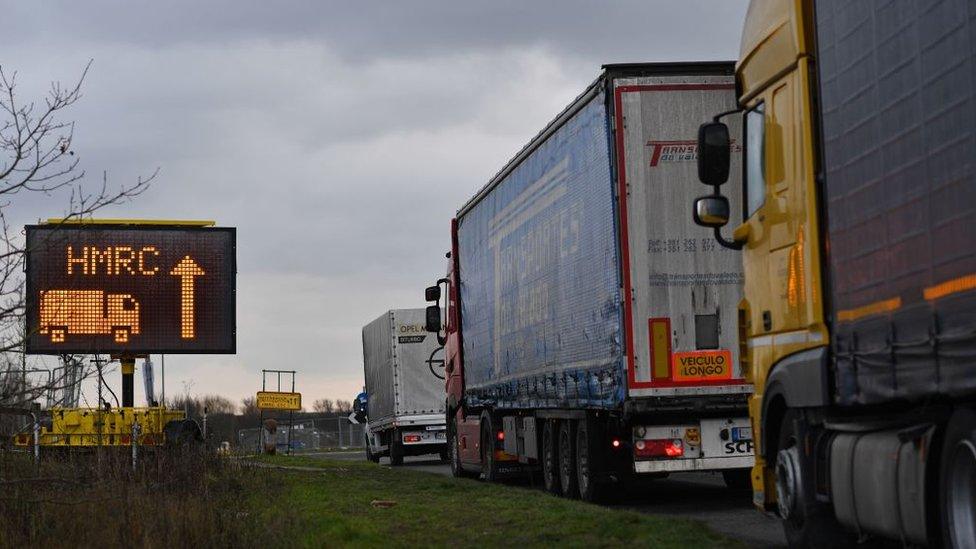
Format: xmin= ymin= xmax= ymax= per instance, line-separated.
xmin=425 ymin=63 xmax=755 ymax=500
xmin=362 ymin=309 xmax=448 ymax=465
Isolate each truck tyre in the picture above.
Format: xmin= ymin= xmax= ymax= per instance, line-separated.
xmin=389 ymin=430 xmax=404 ymax=466
xmin=447 ymin=420 xmax=467 ymax=477
xmin=480 ymin=411 xmax=499 ymax=482
xmin=365 ymin=434 xmax=379 ymax=463
xmin=559 ymin=420 xmax=579 ymax=499
xmin=775 ymin=410 xmax=855 ymax=548
xmin=576 ymin=419 xmax=604 ymax=502
xmin=722 ymin=469 xmax=752 ymax=491
xmin=939 ymin=407 xmax=976 ymax=548
xmin=542 ymin=419 xmax=561 ymax=495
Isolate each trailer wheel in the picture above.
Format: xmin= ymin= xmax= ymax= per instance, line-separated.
xmin=389 ymin=430 xmax=404 ymax=466
xmin=940 ymin=407 xmax=976 ymax=548
xmin=775 ymin=409 xmax=854 ymax=548
xmin=480 ymin=411 xmax=499 ymax=482
xmin=164 ymin=419 xmax=202 ymax=448
xmin=542 ymin=419 xmax=561 ymax=495
xmin=576 ymin=419 xmax=604 ymax=502
xmin=559 ymin=420 xmax=579 ymax=499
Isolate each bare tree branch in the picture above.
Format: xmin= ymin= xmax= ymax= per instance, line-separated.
xmin=0 ymin=61 xmax=154 ymax=414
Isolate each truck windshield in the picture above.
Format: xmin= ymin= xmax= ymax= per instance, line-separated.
xmin=744 ymin=102 xmax=766 ymax=219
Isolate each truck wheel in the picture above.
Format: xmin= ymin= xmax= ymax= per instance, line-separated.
xmin=576 ymin=419 xmax=604 ymax=502
xmin=559 ymin=420 xmax=579 ymax=499
xmin=775 ymin=410 xmax=855 ymax=548
xmin=365 ymin=434 xmax=379 ymax=463
xmin=480 ymin=411 xmax=499 ymax=482
xmin=542 ymin=419 xmax=561 ymax=495
xmin=389 ymin=430 xmax=404 ymax=466
xmin=722 ymin=469 xmax=752 ymax=491
xmin=940 ymin=407 xmax=976 ymax=548
xmin=448 ymin=419 xmax=475 ymax=479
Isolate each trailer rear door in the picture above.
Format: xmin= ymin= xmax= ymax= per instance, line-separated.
xmin=613 ymin=75 xmax=750 ymax=397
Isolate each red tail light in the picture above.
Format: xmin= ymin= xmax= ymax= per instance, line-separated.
xmin=403 ymin=434 xmax=422 ymax=443
xmin=496 ymin=430 xmax=505 ymax=441
xmin=634 ymin=439 xmax=684 ymax=458
xmin=611 ymin=438 xmax=621 ymax=448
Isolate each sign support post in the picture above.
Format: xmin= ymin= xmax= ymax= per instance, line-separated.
xmin=257 ymin=370 xmax=300 ymax=455
xmin=120 ymin=358 xmax=135 ymax=408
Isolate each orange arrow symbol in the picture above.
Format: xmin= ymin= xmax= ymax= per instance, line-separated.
xmin=170 ymin=256 xmax=205 ymax=339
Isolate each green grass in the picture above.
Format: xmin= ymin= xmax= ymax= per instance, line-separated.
xmin=252 ymin=454 xmax=743 ymax=548
xmin=0 ymin=450 xmax=741 ymax=548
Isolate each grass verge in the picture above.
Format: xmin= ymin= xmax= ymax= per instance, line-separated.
xmin=0 ymin=449 xmax=296 ymax=548
xmin=0 ymin=449 xmax=742 ymax=548
xmin=252 ymin=454 xmax=743 ymax=548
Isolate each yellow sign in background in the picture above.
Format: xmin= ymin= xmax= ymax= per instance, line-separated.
xmin=671 ymin=350 xmax=733 ymax=382
xmin=256 ymin=391 xmax=302 ymax=411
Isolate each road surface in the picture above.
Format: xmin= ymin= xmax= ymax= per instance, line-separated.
xmin=309 ymin=450 xmax=786 ymax=548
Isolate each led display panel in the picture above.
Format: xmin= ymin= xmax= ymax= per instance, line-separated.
xmin=25 ymin=224 xmax=236 ymax=354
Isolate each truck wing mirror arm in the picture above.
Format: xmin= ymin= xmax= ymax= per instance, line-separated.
xmin=713 ymin=226 xmax=744 ymax=250
xmin=693 ymin=193 xmax=745 ymax=250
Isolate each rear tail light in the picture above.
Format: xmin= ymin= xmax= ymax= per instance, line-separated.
xmin=634 ymin=438 xmax=684 ymax=458
xmin=611 ymin=438 xmax=621 ymax=449
xmin=496 ymin=430 xmax=504 ymax=441
xmin=403 ymin=434 xmax=422 ymax=443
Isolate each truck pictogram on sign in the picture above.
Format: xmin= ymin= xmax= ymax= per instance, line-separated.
xmin=39 ymin=290 xmax=140 ymax=343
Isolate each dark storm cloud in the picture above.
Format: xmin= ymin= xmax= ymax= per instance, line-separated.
xmin=5 ymin=1 xmax=748 ymax=403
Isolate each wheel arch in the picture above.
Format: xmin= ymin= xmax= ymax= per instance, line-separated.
xmin=761 ymin=346 xmax=830 ymax=461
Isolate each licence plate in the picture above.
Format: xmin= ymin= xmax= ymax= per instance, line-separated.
xmin=700 ymin=418 xmax=754 ymax=457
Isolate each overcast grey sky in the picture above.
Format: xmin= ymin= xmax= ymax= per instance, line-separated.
xmin=7 ymin=1 xmax=748 ymax=408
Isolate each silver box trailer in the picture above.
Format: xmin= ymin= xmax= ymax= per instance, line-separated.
xmin=361 ymin=309 xmax=447 ymax=465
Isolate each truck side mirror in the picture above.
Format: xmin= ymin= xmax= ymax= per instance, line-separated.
xmin=698 ymin=122 xmax=731 ymax=186
xmin=425 ymin=285 xmax=441 ymax=302
xmin=693 ymin=195 xmax=731 ymax=228
xmin=425 ymin=305 xmax=442 ymax=333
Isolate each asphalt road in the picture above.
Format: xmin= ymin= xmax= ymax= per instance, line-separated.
xmin=310 ymin=450 xmax=786 ymax=548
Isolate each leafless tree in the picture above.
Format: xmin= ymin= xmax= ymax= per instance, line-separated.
xmin=312 ymin=398 xmax=334 ymax=413
xmin=0 ymin=61 xmax=155 ymax=410
xmin=201 ymin=394 xmax=236 ymax=414
xmin=334 ymin=399 xmax=352 ymax=414
xmin=240 ymin=396 xmax=259 ymax=418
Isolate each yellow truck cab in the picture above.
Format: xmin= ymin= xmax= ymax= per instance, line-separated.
xmin=692 ymin=1 xmax=976 ymax=547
